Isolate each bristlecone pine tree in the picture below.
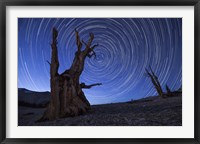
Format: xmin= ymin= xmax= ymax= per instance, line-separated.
xmin=39 ymin=28 xmax=102 ymax=121
xmin=145 ymin=66 xmax=164 ymax=97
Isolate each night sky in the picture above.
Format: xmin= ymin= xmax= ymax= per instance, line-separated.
xmin=18 ymin=18 xmax=182 ymax=105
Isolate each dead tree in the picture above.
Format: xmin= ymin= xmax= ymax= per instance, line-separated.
xmin=39 ymin=28 xmax=101 ymax=121
xmin=145 ymin=66 xmax=164 ymax=97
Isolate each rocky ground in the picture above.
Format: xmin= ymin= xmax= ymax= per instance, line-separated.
xmin=18 ymin=95 xmax=182 ymax=126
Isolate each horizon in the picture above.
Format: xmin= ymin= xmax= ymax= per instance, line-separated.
xmin=18 ymin=87 xmax=181 ymax=105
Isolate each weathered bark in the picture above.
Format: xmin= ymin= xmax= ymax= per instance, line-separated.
xmin=81 ymin=83 xmax=102 ymax=89
xmin=38 ymin=28 xmax=100 ymax=121
xmin=145 ymin=67 xmax=164 ymax=97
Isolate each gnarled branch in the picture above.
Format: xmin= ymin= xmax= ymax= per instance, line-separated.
xmin=83 ymin=33 xmax=95 ymax=53
xmin=91 ymin=44 xmax=99 ymax=50
xmin=46 ymin=60 xmax=51 ymax=65
xmin=80 ymin=83 xmax=102 ymax=89
xmin=75 ymin=29 xmax=82 ymax=51
xmin=145 ymin=67 xmax=163 ymax=97
xmin=149 ymin=66 xmax=162 ymax=94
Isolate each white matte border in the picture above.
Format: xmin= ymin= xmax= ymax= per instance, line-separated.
xmin=6 ymin=6 xmax=194 ymax=138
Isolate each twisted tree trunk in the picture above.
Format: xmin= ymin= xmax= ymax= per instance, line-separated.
xmin=39 ymin=28 xmax=101 ymax=121
xmin=145 ymin=67 xmax=164 ymax=97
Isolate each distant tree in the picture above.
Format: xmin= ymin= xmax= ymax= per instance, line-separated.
xmin=145 ymin=66 xmax=164 ymax=97
xmin=39 ymin=28 xmax=102 ymax=121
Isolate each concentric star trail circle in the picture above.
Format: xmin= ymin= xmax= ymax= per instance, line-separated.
xmin=18 ymin=18 xmax=182 ymax=105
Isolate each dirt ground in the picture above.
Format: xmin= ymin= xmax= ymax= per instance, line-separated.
xmin=18 ymin=95 xmax=182 ymax=126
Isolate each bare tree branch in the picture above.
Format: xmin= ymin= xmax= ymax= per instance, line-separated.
xmin=75 ymin=29 xmax=82 ymax=51
xmin=91 ymin=44 xmax=99 ymax=50
xmin=145 ymin=68 xmax=163 ymax=97
xmin=82 ymin=39 xmax=87 ymax=46
xmin=149 ymin=66 xmax=163 ymax=94
xmin=85 ymin=33 xmax=94 ymax=49
xmin=46 ymin=60 xmax=51 ymax=65
xmin=80 ymin=83 xmax=102 ymax=89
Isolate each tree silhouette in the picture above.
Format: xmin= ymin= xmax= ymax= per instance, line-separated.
xmin=145 ymin=66 xmax=164 ymax=97
xmin=39 ymin=28 xmax=102 ymax=121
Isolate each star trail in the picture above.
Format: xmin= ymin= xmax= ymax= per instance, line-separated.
xmin=18 ymin=18 xmax=182 ymax=105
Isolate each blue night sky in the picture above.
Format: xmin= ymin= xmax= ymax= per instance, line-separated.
xmin=18 ymin=18 xmax=182 ymax=105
